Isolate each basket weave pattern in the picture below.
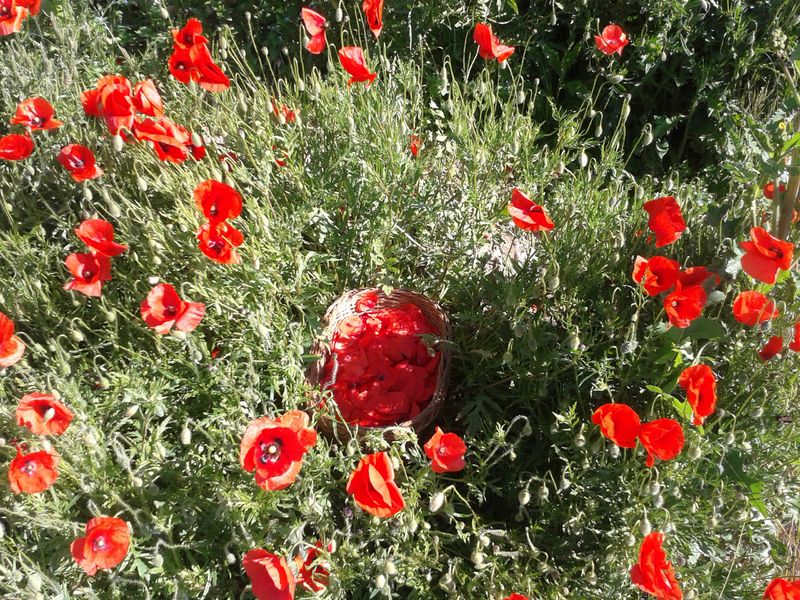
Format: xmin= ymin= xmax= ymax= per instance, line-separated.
xmin=306 ymin=288 xmax=451 ymax=438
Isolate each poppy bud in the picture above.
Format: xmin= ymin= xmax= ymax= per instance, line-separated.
xmin=70 ymin=329 xmax=84 ymax=343
xmin=438 ymin=573 xmax=454 ymax=593
xmin=384 ymin=560 xmax=397 ymax=575
xmin=0 ymin=522 xmax=4 ymax=539
xmin=153 ymin=553 xmax=164 ymax=567
xmin=725 ymin=432 xmax=735 ymax=446
xmin=125 ymin=404 xmax=140 ymax=418
xmin=85 ymin=430 xmax=98 ymax=447
xmin=579 ymin=152 xmax=588 ymax=168
xmin=641 ymin=516 xmax=651 ymax=536
xmin=609 ymin=444 xmax=620 ymax=458
xmin=27 ymin=573 xmax=41 ymax=592
xmin=155 ymin=443 xmax=167 ymax=460
xmin=567 ymin=335 xmax=581 ymax=351
xmin=649 ymin=481 xmax=660 ymax=495
xmin=749 ymin=406 xmax=763 ymax=418
xmin=391 ymin=456 xmax=400 ymax=470
xmin=626 ymin=532 xmax=636 ymax=546
xmin=518 ymin=489 xmax=531 ymax=506
xmin=546 ymin=274 xmax=560 ymax=290
xmin=559 ymin=475 xmax=571 ymax=491
xmin=643 ymin=129 xmax=653 ymax=146
xmin=132 ymin=476 xmax=144 ymax=487
xmin=471 ymin=548 xmax=485 ymax=565
xmin=83 ymin=188 xmax=94 ymax=202
xmin=137 ymin=176 xmax=148 ymax=192
xmin=594 ymin=123 xmax=603 ymax=137
xmin=41 ymin=438 xmax=52 ymax=452
xmin=159 ymin=6 xmax=169 ymax=18
xmin=374 ymin=574 xmax=386 ymax=588
xmin=537 ymin=484 xmax=549 ymax=502
xmin=429 ymin=492 xmax=445 ymax=513
xmin=707 ymin=515 xmax=718 ymax=528
xmin=653 ymin=494 xmax=664 ymax=508
xmin=584 ymin=569 xmax=597 ymax=585
xmin=155 ymin=404 xmax=165 ymax=418
xmin=180 ymin=425 xmax=192 ymax=445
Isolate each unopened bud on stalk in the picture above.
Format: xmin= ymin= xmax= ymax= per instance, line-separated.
xmin=518 ymin=489 xmax=531 ymax=506
xmin=112 ymin=134 xmax=125 ymax=152
xmin=137 ymin=176 xmax=148 ymax=192
xmin=180 ymin=425 xmax=192 ymax=445
xmin=538 ymin=484 xmax=549 ymax=502
xmin=70 ymin=329 xmax=84 ymax=343
xmin=429 ymin=492 xmax=445 ymax=513
xmin=132 ymin=476 xmax=143 ymax=487
xmin=579 ymin=152 xmax=589 ymax=168
xmin=83 ymin=188 xmax=93 ymax=202
xmin=125 ymin=405 xmax=140 ymax=418
xmin=41 ymin=438 xmax=52 ymax=452
xmin=159 ymin=6 xmax=169 ymax=19
xmin=641 ymin=515 xmax=651 ymax=536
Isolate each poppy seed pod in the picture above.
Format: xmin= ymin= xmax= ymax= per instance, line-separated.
xmin=83 ymin=188 xmax=93 ymax=202
xmin=579 ymin=152 xmax=589 ymax=168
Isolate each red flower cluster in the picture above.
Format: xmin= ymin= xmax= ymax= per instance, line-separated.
xmin=592 ymin=404 xmax=684 ymax=467
xmin=71 ymin=516 xmax=131 ymax=576
xmin=323 ymin=299 xmax=441 ymax=427
xmin=239 ymin=410 xmax=318 ymax=491
xmin=0 ymin=97 xmax=61 ymax=162
xmin=595 ymin=24 xmax=629 ymax=56
xmin=630 ymin=532 xmax=682 ymax=599
xmin=346 ymin=451 xmax=406 ymax=517
xmin=169 ymin=18 xmax=230 ymax=92
xmin=81 ymin=75 xmax=205 ymax=163
xmin=0 ymin=311 xmax=25 ymax=367
xmin=64 ymin=219 xmax=127 ymax=297
xmin=0 ymin=0 xmax=39 ymax=37
xmin=301 ymin=8 xmax=327 ymax=54
xmin=9 ymin=392 xmax=74 ymax=495
xmin=508 ymin=188 xmax=554 ymax=232
xmin=474 ymin=23 xmax=515 ymax=62
xmin=194 ymin=179 xmax=245 ymax=264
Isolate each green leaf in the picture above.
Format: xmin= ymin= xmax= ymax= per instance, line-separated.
xmin=670 ymin=397 xmax=694 ymax=423
xmin=722 ymin=450 xmax=768 ymax=517
xmin=505 ymin=0 xmax=519 ymax=14
xmin=682 ymin=317 xmax=727 ymax=340
xmin=782 ymin=132 xmax=800 ymax=154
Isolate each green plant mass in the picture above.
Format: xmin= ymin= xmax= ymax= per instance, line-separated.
xmin=0 ymin=0 xmax=799 ymax=599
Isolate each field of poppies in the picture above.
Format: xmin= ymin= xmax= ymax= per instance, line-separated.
xmin=1 ymin=0 xmax=800 ymax=599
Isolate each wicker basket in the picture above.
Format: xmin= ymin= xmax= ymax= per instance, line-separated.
xmin=306 ymin=288 xmax=451 ymax=440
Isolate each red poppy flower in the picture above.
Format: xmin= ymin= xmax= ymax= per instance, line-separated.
xmin=132 ymin=118 xmax=191 ymax=163
xmin=70 ymin=516 xmax=131 ymax=576
xmin=172 ymin=17 xmax=208 ymax=49
xmin=189 ymin=43 xmax=231 ymax=92
xmin=763 ymin=578 xmax=800 ymax=599
xmin=663 ymin=284 xmax=706 ymax=328
xmin=301 ymin=7 xmax=327 ymax=54
xmin=140 ymin=283 xmax=205 ymax=335
xmin=0 ymin=0 xmax=27 ymax=36
xmin=80 ymin=75 xmax=131 ymax=118
xmin=0 ymin=311 xmax=25 ymax=367
xmin=763 ymin=182 xmax=787 ymax=200
xmin=57 ymin=144 xmax=103 ymax=182
xmin=508 ymin=188 xmax=554 ymax=232
xmin=732 ymin=291 xmax=779 ymax=326
xmin=502 ymin=595 xmax=530 ymax=600
xmin=630 ymin=532 xmax=682 ymax=599
xmin=759 ymin=335 xmax=784 ymax=361
xmin=16 ymin=0 xmax=38 ymax=15
xmin=410 ymin=134 xmax=422 ymax=157
xmin=676 ymin=266 xmax=720 ymax=288
xmin=197 ymin=221 xmax=244 ymax=264
xmin=643 ymin=196 xmax=686 ymax=247
xmin=473 ymin=23 xmax=515 ymax=62
xmin=239 ymin=410 xmax=317 ymax=491
xmin=591 ymin=403 xmax=641 ymax=448
xmin=63 ymin=252 xmax=111 ymax=297
xmin=169 ymin=45 xmax=230 ymax=92
xmin=632 ymin=256 xmax=679 ymax=296
xmin=194 ymin=180 xmax=242 ymax=223
xmin=273 ymin=145 xmax=289 ymax=167
xmin=8 ymin=447 xmax=59 ymax=494
xmin=75 ymin=219 xmax=127 ymax=257
xmin=272 ymin=102 xmax=297 ymax=124
xmin=424 ymin=427 xmax=467 ymax=473
xmin=677 ymin=364 xmax=716 ymax=426
xmin=346 ymin=451 xmax=405 ymax=518
xmin=638 ymin=419 xmax=684 ymax=468
xmin=16 ymin=392 xmax=74 ymax=435
xmin=98 ymin=85 xmax=136 ymax=135
xmin=132 ymin=79 xmax=165 ymax=117
xmin=243 ymin=549 xmax=295 ymax=600
xmin=338 ymin=46 xmax=377 ymax=86
xmin=789 ymin=323 xmax=800 ymax=352
xmin=595 ymin=24 xmax=629 ymax=56
xmin=189 ymin=135 xmax=206 ymax=160
xmin=739 ymin=227 xmax=794 ymax=284
xmin=0 ymin=133 xmax=34 ymax=160
xmin=362 ymin=0 xmax=383 ymax=38
xmin=294 ymin=541 xmax=331 ymax=593
xmin=10 ymin=97 xmax=62 ymax=130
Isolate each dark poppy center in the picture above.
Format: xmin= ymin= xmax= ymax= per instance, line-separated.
xmin=82 ymin=267 xmax=94 ymax=281
xmin=258 ymin=440 xmax=283 ymax=464
xmin=0 ymin=6 xmax=9 ymax=16
xmin=165 ymin=305 xmax=178 ymax=316
xmin=93 ymin=536 xmax=107 ymax=551
xmin=70 ymin=158 xmax=85 ymax=169
xmin=175 ymin=62 xmax=187 ymax=71
xmin=21 ymin=460 xmax=37 ymax=475
xmin=32 ymin=116 xmax=44 ymax=126
xmin=769 ymin=246 xmax=783 ymax=259
xmin=208 ymin=239 xmax=225 ymax=253
xmin=209 ymin=204 xmax=218 ymax=216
